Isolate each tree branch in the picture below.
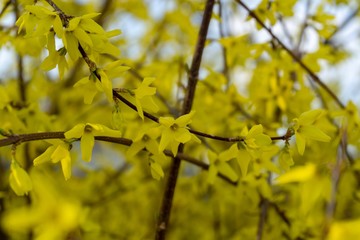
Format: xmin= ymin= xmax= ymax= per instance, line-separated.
xmin=234 ymin=0 xmax=345 ymax=109
xmin=0 ymin=132 xmax=237 ymax=185
xmin=156 ymin=1 xmax=215 ymax=239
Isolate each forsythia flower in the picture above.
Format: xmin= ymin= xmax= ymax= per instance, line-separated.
xmin=97 ymin=69 xmax=113 ymax=103
xmin=240 ymin=124 xmax=272 ymax=149
xmin=74 ymin=69 xmax=112 ymax=104
xmin=9 ymin=160 xmax=32 ymax=196
xmin=73 ymin=73 xmax=102 ymax=104
xmin=41 ymin=32 xmax=68 ymax=79
xmin=127 ymin=127 xmax=162 ymax=157
xmin=133 ymin=77 xmax=159 ymax=120
xmin=62 ymin=13 xmax=121 ymax=60
xmin=223 ymin=125 xmax=271 ymax=177
xmin=2 ymin=171 xmax=82 ymax=239
xmin=292 ymin=109 xmax=331 ymax=155
xmin=65 ymin=123 xmax=121 ymax=162
xmin=149 ymin=156 xmax=165 ymax=180
xmin=74 ymin=62 xmax=130 ymax=104
xmin=33 ymin=140 xmax=72 ymax=180
xmin=276 ymin=163 xmax=317 ymax=184
xmin=158 ymin=111 xmax=200 ymax=156
xmin=16 ymin=5 xmax=62 ymax=37
xmin=207 ymin=150 xmax=238 ymax=184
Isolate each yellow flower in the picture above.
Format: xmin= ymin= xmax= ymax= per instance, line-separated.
xmin=127 ymin=127 xmax=162 ymax=157
xmin=33 ymin=140 xmax=72 ymax=180
xmin=133 ymin=77 xmax=159 ymax=120
xmin=240 ymin=124 xmax=272 ymax=149
xmin=97 ymin=69 xmax=113 ymax=103
xmin=9 ymin=160 xmax=32 ymax=196
xmin=2 ymin=171 xmax=82 ymax=239
xmin=61 ymin=13 xmax=121 ymax=60
xmin=16 ymin=5 xmax=62 ymax=37
xmin=158 ymin=111 xmax=200 ymax=156
xmin=207 ymin=150 xmax=238 ymax=184
xmin=41 ymin=32 xmax=68 ymax=79
xmin=74 ymin=73 xmax=102 ymax=104
xmin=292 ymin=109 xmax=331 ymax=155
xmin=74 ymin=63 xmax=129 ymax=104
xmin=65 ymin=123 xmax=121 ymax=162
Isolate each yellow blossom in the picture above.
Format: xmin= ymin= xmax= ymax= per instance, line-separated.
xmin=133 ymin=77 xmax=159 ymax=120
xmin=33 ymin=140 xmax=72 ymax=180
xmin=158 ymin=111 xmax=200 ymax=156
xmin=292 ymin=109 xmax=331 ymax=155
xmin=65 ymin=123 xmax=121 ymax=162
xmin=9 ymin=160 xmax=32 ymax=196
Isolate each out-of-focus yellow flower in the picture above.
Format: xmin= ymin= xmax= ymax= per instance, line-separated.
xmin=292 ymin=109 xmax=331 ymax=155
xmin=207 ymin=149 xmax=238 ymax=184
xmin=2 ymin=171 xmax=83 ymax=240
xmin=33 ymin=140 xmax=72 ymax=180
xmin=9 ymin=159 xmax=32 ymax=196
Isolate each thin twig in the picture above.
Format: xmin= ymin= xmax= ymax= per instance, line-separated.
xmin=324 ymin=6 xmax=360 ymax=45
xmin=294 ymin=0 xmax=311 ymax=56
xmin=0 ymin=132 xmax=236 ymax=185
xmin=0 ymin=0 xmax=11 ymax=18
xmin=234 ymin=0 xmax=345 ymax=109
xmin=323 ymin=126 xmax=347 ymax=238
xmin=217 ymin=0 xmax=231 ymax=90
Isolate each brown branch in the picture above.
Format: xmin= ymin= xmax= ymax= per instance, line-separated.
xmin=294 ymin=0 xmax=311 ymax=55
xmin=217 ymin=0 xmax=231 ymax=89
xmin=156 ymin=1 xmax=215 ymax=239
xmin=324 ymin=6 xmax=360 ymax=45
xmin=96 ymin=0 xmax=113 ymax=25
xmin=323 ymin=126 xmax=347 ymax=238
xmin=234 ymin=0 xmax=345 ymax=109
xmin=257 ymin=196 xmax=268 ymax=240
xmin=182 ymin=1 xmax=215 ymax=115
xmin=45 ymin=1 xmax=288 ymax=145
xmin=44 ymin=0 xmax=71 ymax=26
xmin=0 ymin=0 xmax=11 ymax=18
xmin=0 ymin=132 xmax=236 ymax=185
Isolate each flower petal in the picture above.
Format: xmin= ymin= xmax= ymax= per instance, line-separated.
xmin=60 ymin=154 xmax=72 ymax=180
xmin=159 ymin=117 xmax=175 ymax=128
xmin=174 ymin=128 xmax=191 ymax=143
xmin=65 ymin=123 xmax=85 ymax=139
xmin=295 ymin=131 xmax=306 ymax=155
xmin=127 ymin=141 xmax=145 ymax=157
xmin=175 ymin=111 xmax=195 ymax=127
xmin=81 ymin=132 xmax=95 ymax=162
xmin=159 ymin=129 xmax=173 ymax=152
xmin=10 ymin=161 xmax=32 ymax=196
xmin=33 ymin=146 xmax=55 ymax=166
xmin=299 ymin=125 xmax=331 ymax=142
